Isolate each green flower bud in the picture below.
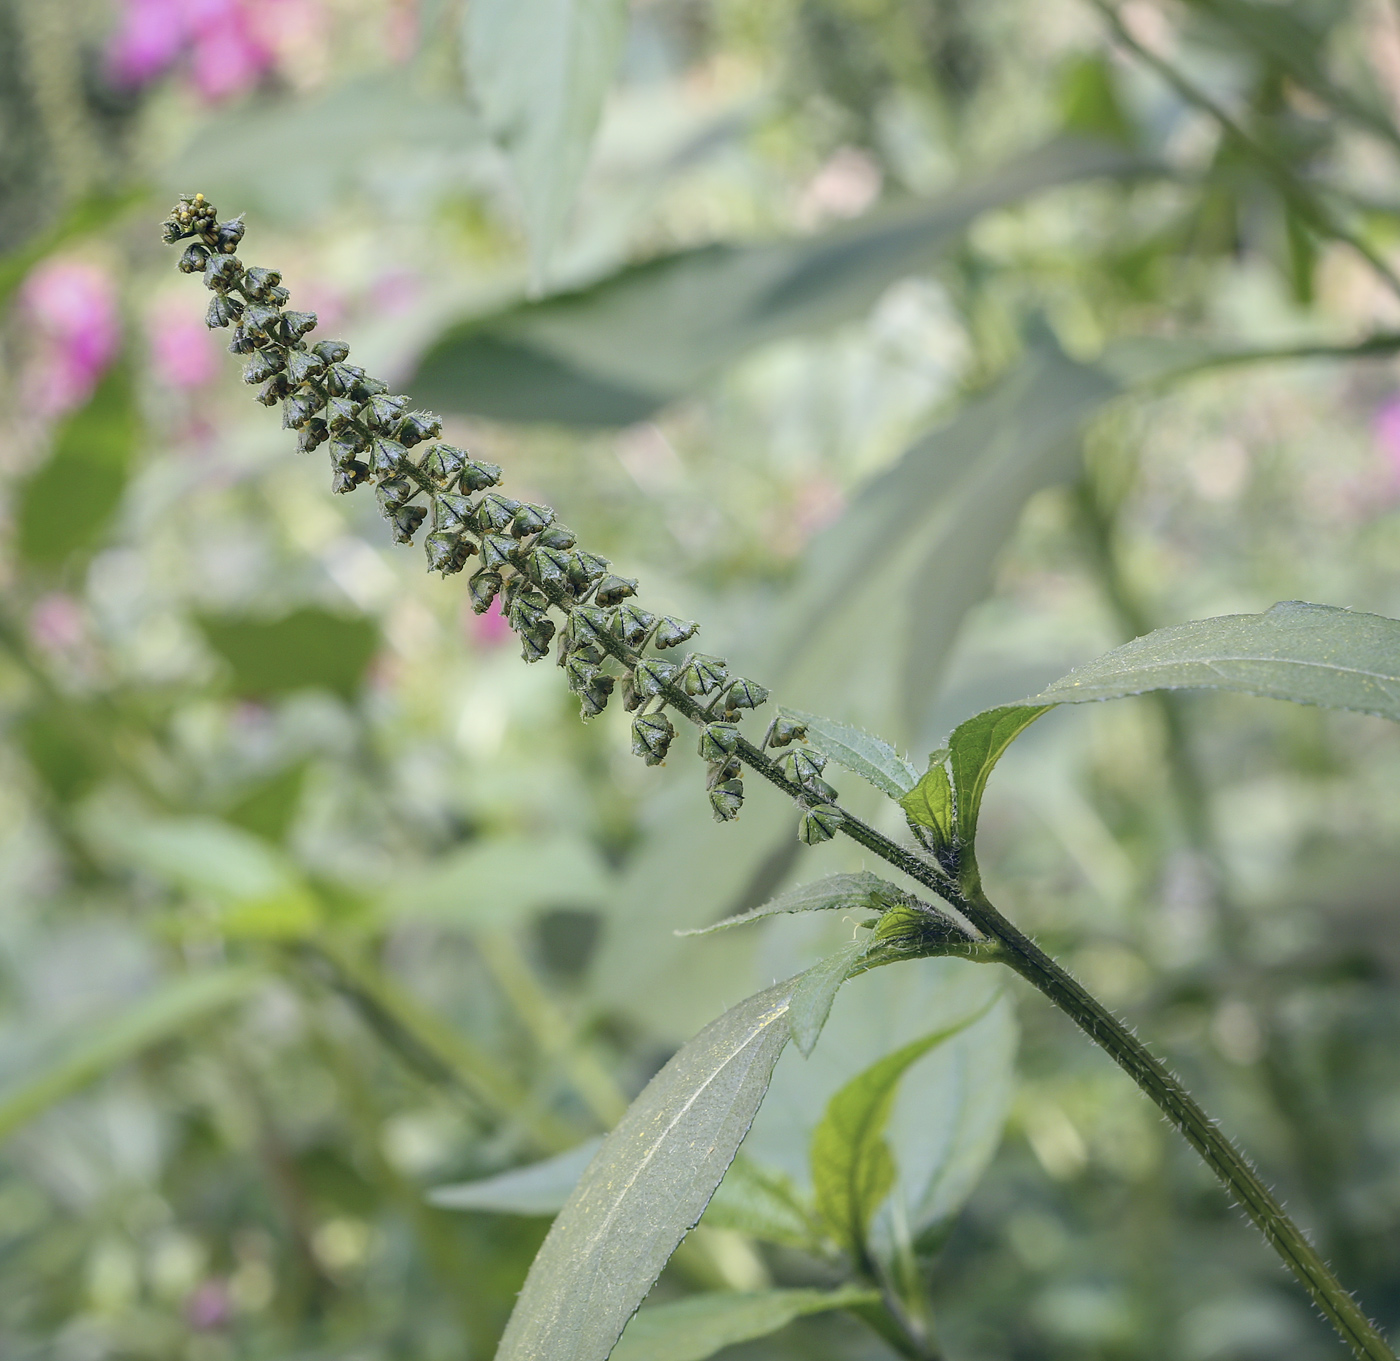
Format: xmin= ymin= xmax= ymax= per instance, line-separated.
xmin=567 ymin=551 xmax=609 ymax=596
xmin=725 ymin=678 xmax=769 ymax=710
xmin=284 ymin=349 xmax=325 ymax=386
xmin=431 ymin=494 xmax=475 ymax=532
xmin=473 ymin=493 xmax=521 ymax=533
xmin=707 ymin=756 xmax=741 ymax=788
xmin=536 ymin=523 xmax=577 ymax=551
xmin=396 ymin=411 xmax=442 ymax=448
xmin=480 ymin=534 xmax=515 ymax=571
xmin=768 ymin=716 xmax=808 ymax=748
xmin=798 ymin=804 xmax=843 ymax=845
xmin=579 ymin=675 xmax=614 ymax=719
xmin=241 ymin=304 xmax=282 ymax=341
xmin=369 ymin=437 xmax=408 ymax=478
xmin=680 ymin=653 xmax=728 ymax=696
xmin=227 ymin=323 xmax=257 ymax=354
xmin=594 ymin=574 xmax=638 ymax=606
xmin=256 ymin=375 xmax=290 ymax=406
xmin=376 ymin=476 xmax=414 ymax=513
xmin=362 ymin=393 xmax=408 ymax=432
xmin=178 ymin=242 xmax=210 ymax=274
xmin=803 ymin=777 xmax=840 ymax=803
xmin=631 ymin=711 xmax=675 ymax=765
xmin=281 ymin=310 xmax=318 ymax=340
xmin=391 ymin=505 xmax=427 ymax=544
xmin=710 ymin=779 xmax=744 ymax=822
xmin=296 ymin=418 xmax=328 ymax=453
xmin=460 ymin=458 xmax=503 ymax=492
xmin=524 ymin=544 xmax=572 ymax=590
xmin=418 ymin=443 xmax=464 ymax=483
xmin=331 ymin=461 xmax=369 ymax=494
xmin=521 ymin=628 xmax=554 ymax=664
xmin=243 ymin=350 xmax=285 ymax=384
xmin=242 ymin=266 xmax=283 ymax=300
xmin=612 ymin=603 xmax=655 ymax=649
xmin=424 ymin=529 xmax=476 ymax=575
xmin=571 ymin=604 xmax=613 ymax=640
xmin=282 ymin=391 xmax=323 ymax=430
xmin=323 ymin=362 xmax=365 ymax=397
xmin=777 ymin=748 xmax=827 ymax=787
xmin=213 ymin=217 xmax=245 ymax=252
xmin=511 ymin=502 xmax=553 ymax=538
xmin=312 ymin=339 xmax=350 ymax=364
xmin=206 ymin=295 xmax=242 ymax=328
xmin=468 ymin=569 xmax=502 ymax=613
xmin=698 ymin=722 xmax=740 ymax=762
xmin=203 ymin=254 xmax=243 ymax=293
xmin=566 ymin=655 xmax=599 ymax=692
xmin=654 ymin=616 xmax=698 ymax=649
xmin=633 ymin=658 xmax=678 ymax=698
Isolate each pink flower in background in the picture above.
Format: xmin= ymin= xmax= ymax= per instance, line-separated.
xmin=20 ymin=258 xmax=121 ymax=416
xmin=1373 ymin=395 xmax=1400 ymax=485
xmin=107 ymin=0 xmax=187 ymax=85
xmin=150 ymin=297 xmax=219 ymax=389
xmin=466 ymin=597 xmax=512 ymax=649
xmin=28 ymin=594 xmax=85 ymax=655
xmin=106 ymin=0 xmax=316 ymax=103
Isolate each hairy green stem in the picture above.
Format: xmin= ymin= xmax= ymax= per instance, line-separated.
xmin=799 ymin=797 xmax=1394 ymax=1360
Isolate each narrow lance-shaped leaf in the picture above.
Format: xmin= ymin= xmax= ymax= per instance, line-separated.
xmin=927 ymin=601 xmax=1400 ymax=861
xmin=701 ymin=1157 xmax=823 ymax=1250
xmin=430 ymin=1139 xmax=603 ymax=1216
xmin=463 ymin=0 xmax=629 ymax=282
xmin=0 ymin=970 xmax=259 ymax=1142
xmin=779 ymin=707 xmax=918 ymax=798
xmin=609 ymin=1286 xmax=880 ymax=1361
xmin=493 ymin=977 xmax=800 ymax=1361
xmin=789 ymin=940 xmax=872 ymax=1058
xmin=678 ymin=871 xmax=904 ymax=937
xmin=810 ymin=1000 xmax=997 ymax=1257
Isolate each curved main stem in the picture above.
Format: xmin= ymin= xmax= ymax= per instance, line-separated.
xmin=743 ymin=756 xmax=1392 ymax=1359
xmin=547 ymin=570 xmax=1393 ymax=1357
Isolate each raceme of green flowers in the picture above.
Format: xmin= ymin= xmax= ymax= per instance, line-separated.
xmin=160 ymin=194 xmax=849 ymax=841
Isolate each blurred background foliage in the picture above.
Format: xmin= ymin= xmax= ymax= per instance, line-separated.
xmin=8 ymin=0 xmax=1400 ymax=1357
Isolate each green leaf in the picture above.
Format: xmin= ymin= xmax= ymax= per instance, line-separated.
xmin=745 ymin=961 xmax=1016 ymax=1238
xmin=810 ymin=1001 xmax=995 ymax=1255
xmin=379 ymin=834 xmax=614 ymax=928
xmin=948 ymin=705 xmax=1052 ymax=851
xmin=409 ymin=139 xmax=1144 ymax=425
xmin=494 ymin=977 xmax=800 ymax=1361
xmin=463 ymin=0 xmax=629 ymax=282
xmin=789 ymin=940 xmax=871 ymax=1058
xmin=701 ymin=1157 xmax=821 ymax=1250
xmin=900 ymin=756 xmax=953 ymax=851
xmin=17 ymin=362 xmax=139 ymax=568
xmin=1194 ymin=0 xmax=1399 ymax=151
xmin=609 ymin=1286 xmax=879 ymax=1361
xmin=942 ymin=600 xmax=1400 ymax=860
xmin=765 ymin=335 xmax=1120 ymax=747
xmin=779 ymin=708 xmax=918 ymax=798
xmin=86 ymin=814 xmax=321 ymax=938
xmin=197 ymin=607 xmax=379 ymax=701
xmin=1059 ymin=53 xmax=1133 ymax=145
xmin=1031 ymin=600 xmax=1400 ymax=717
xmin=678 ymin=871 xmax=903 ymax=937
xmin=0 ymin=970 xmax=258 ymax=1141
xmin=430 ymin=1139 xmax=603 ymax=1216
xmin=223 ymin=762 xmax=307 ymax=843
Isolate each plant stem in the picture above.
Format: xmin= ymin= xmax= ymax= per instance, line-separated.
xmin=542 ymin=540 xmax=1395 ymax=1359
xmin=825 ymin=804 xmax=1394 ymax=1359
xmin=1090 ymin=0 xmax=1400 ymax=304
